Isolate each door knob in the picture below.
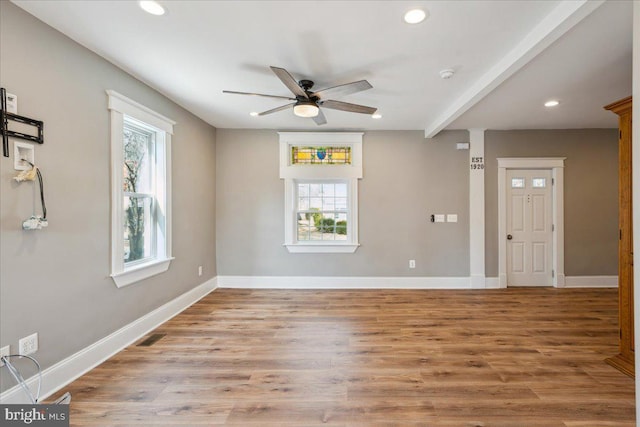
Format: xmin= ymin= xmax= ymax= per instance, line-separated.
xmin=507 ymin=234 xmax=513 ymax=240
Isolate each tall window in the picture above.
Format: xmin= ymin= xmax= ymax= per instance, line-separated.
xmin=123 ymin=120 xmax=155 ymax=264
xmin=279 ymin=132 xmax=362 ymax=253
xmin=108 ymin=90 xmax=174 ymax=288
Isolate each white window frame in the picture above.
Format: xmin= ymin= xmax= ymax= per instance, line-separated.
xmin=279 ymin=132 xmax=363 ymax=253
xmin=107 ymin=90 xmax=175 ymax=287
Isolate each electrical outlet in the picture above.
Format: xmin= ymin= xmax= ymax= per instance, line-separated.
xmin=198 ymin=266 xmax=203 ymax=277
xmin=19 ymin=333 xmax=38 ymax=356
xmin=0 ymin=345 xmax=10 ymax=367
xmin=409 ymin=259 xmax=416 ymax=269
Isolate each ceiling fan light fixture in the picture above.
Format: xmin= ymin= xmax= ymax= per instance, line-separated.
xmin=139 ymin=0 xmax=165 ymax=15
xmin=404 ymin=9 xmax=427 ymax=24
xmin=293 ymin=102 xmax=319 ymax=118
xmin=372 ymin=113 xmax=382 ymax=119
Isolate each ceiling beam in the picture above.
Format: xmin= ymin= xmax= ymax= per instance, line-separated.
xmin=424 ymin=0 xmax=606 ymax=139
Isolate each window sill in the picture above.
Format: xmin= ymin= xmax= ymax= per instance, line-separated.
xmin=111 ymin=257 xmax=174 ymax=288
xmin=284 ymin=244 xmax=359 ymax=254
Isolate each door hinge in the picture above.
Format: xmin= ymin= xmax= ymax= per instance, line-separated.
xmin=552 ymin=270 xmax=555 ymax=278
xmin=552 ymin=224 xmax=555 ymax=232
xmin=552 ymin=178 xmax=555 ymax=185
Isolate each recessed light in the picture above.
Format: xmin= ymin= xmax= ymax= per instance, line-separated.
xmin=404 ymin=9 xmax=427 ymax=24
xmin=139 ymin=1 xmax=165 ymax=16
xmin=249 ymin=112 xmax=259 ymax=117
xmin=372 ymin=113 xmax=382 ymax=119
xmin=544 ymin=100 xmax=560 ymax=107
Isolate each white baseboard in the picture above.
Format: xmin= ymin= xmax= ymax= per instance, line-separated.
xmin=0 ymin=278 xmax=217 ymax=404
xmin=218 ymin=275 xmax=618 ymax=290
xmin=564 ymin=275 xmax=618 ymax=288
xmin=484 ymin=277 xmax=501 ymax=289
xmin=469 ymin=274 xmax=486 ymax=289
xmin=217 ymin=275 xmax=471 ymax=289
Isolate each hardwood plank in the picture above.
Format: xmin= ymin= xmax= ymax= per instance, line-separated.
xmin=55 ymin=288 xmax=635 ymax=426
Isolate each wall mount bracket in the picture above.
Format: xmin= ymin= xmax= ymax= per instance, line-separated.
xmin=1 ymin=87 xmax=44 ymax=158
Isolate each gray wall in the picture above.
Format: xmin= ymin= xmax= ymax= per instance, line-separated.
xmin=0 ymin=2 xmax=216 ymax=392
xmin=217 ymin=128 xmax=618 ymax=279
xmin=484 ymin=129 xmax=619 ymax=277
xmin=216 ymin=129 xmax=470 ymax=276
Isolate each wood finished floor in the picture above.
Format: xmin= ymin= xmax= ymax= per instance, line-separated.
xmin=57 ymin=288 xmax=635 ymax=426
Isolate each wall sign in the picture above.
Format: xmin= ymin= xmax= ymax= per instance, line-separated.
xmin=470 ymin=156 xmax=484 ymax=170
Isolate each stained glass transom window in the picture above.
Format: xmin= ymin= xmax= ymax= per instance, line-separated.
xmin=291 ymin=146 xmax=351 ymax=165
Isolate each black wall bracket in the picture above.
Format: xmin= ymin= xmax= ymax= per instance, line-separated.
xmin=1 ymin=87 xmax=44 ymax=158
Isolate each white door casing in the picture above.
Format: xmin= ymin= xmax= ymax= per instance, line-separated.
xmin=506 ymin=169 xmax=553 ymax=286
xmin=497 ymin=158 xmax=565 ymax=288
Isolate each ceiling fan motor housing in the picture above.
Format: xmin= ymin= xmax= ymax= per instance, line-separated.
xmin=299 ymin=79 xmax=315 ymax=91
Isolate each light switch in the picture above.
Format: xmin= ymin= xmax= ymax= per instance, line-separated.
xmin=434 ymin=214 xmax=445 ymax=223
xmin=447 ymin=214 xmax=458 ymax=223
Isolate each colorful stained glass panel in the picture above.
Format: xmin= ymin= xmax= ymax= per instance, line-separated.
xmin=292 ymin=146 xmax=351 ymax=165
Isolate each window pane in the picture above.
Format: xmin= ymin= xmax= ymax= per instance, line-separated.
xmin=310 ymin=229 xmax=323 ymax=240
xmin=309 ymin=184 xmax=322 ymax=197
xmin=298 ymin=184 xmax=309 ymax=197
xmin=335 ymin=183 xmax=347 ymax=197
xmin=511 ymin=178 xmax=525 ymax=188
xmin=322 ymin=184 xmax=335 ymax=197
xmin=323 ymin=197 xmax=336 ymax=211
xmin=336 ymin=213 xmax=348 ymax=241
xmin=123 ymin=123 xmax=153 ymax=193
xmin=532 ymin=178 xmax=546 ymax=188
xmin=124 ymin=196 xmax=153 ymax=263
xmin=335 ymin=197 xmax=348 ymax=211
xmin=310 ymin=197 xmax=322 ymax=209
xmin=297 ymin=224 xmax=310 ymax=241
xmin=298 ymin=197 xmax=310 ymax=210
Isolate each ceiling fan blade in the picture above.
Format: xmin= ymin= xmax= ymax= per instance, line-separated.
xmin=313 ymin=80 xmax=372 ymax=100
xmin=258 ymin=102 xmax=296 ymax=116
xmin=223 ymin=90 xmax=295 ymax=101
xmin=270 ymin=66 xmax=308 ymax=99
xmin=320 ymin=100 xmax=377 ymax=115
xmin=312 ymin=109 xmax=327 ymax=126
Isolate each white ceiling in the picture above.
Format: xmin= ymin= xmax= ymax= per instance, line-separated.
xmin=12 ymin=0 xmax=633 ymax=134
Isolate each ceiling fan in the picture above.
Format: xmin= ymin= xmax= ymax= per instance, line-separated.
xmin=223 ymin=66 xmax=377 ymax=125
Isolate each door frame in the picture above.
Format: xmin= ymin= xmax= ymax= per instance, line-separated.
xmin=497 ymin=157 xmax=566 ymax=288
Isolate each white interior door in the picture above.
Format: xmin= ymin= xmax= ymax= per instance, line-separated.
xmin=506 ymin=169 xmax=553 ymax=286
